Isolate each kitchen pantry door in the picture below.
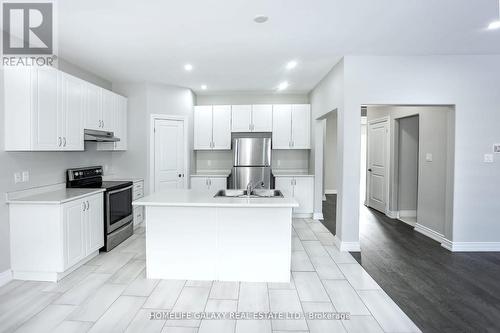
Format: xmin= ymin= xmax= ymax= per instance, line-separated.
xmin=367 ymin=118 xmax=389 ymax=213
xmin=153 ymin=119 xmax=186 ymax=192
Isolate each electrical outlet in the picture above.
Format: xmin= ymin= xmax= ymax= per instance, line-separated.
xmin=22 ymin=171 xmax=29 ymax=182
xmin=425 ymin=153 xmax=433 ymax=162
xmin=484 ymin=154 xmax=494 ymax=163
xmin=14 ymin=172 xmax=22 ymax=183
xmin=494 ymin=144 xmax=500 ymax=153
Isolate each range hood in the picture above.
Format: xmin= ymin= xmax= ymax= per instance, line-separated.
xmin=84 ymin=129 xmax=120 ymax=142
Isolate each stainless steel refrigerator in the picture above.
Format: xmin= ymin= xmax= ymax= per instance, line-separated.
xmin=229 ymin=133 xmax=272 ymax=189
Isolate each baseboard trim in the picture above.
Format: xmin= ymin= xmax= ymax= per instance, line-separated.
xmin=386 ymin=210 xmax=399 ymax=219
xmin=399 ymin=210 xmax=417 ymax=218
xmin=312 ymin=213 xmax=324 ymax=220
xmin=414 ymin=223 xmax=445 ymax=244
xmin=399 ymin=218 xmax=416 ymax=227
xmin=441 ymin=241 xmax=500 ymax=252
xmin=0 ymin=269 xmax=13 ymax=287
xmin=294 ymin=213 xmax=313 ymax=219
xmin=334 ymin=235 xmax=361 ymax=252
xmin=324 ymin=189 xmax=337 ymax=195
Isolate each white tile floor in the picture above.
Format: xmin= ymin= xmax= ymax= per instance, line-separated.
xmin=0 ymin=219 xmax=421 ymax=333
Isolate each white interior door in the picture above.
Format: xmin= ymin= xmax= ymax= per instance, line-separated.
xmin=367 ymin=119 xmax=389 ymax=213
xmin=154 ymin=119 xmax=185 ymax=192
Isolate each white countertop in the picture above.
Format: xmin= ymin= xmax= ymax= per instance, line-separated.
xmin=133 ymin=189 xmax=298 ymax=208
xmin=103 ymin=175 xmax=144 ymax=183
xmin=272 ymin=170 xmax=314 ymax=177
xmin=190 ymin=171 xmax=230 ymax=178
xmin=6 ymin=188 xmax=105 ymax=205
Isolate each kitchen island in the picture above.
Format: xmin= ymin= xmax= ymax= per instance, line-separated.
xmin=133 ymin=189 xmax=298 ymax=282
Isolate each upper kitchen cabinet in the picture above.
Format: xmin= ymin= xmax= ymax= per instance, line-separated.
xmin=231 ymin=104 xmax=272 ymax=132
xmin=194 ymin=105 xmax=231 ymax=150
xmin=97 ymin=93 xmax=128 ymax=151
xmin=4 ymin=67 xmax=84 ymax=151
xmin=84 ymin=83 xmax=102 ymax=130
xmin=272 ymin=104 xmax=311 ymax=149
xmin=101 ymin=89 xmax=115 ymax=132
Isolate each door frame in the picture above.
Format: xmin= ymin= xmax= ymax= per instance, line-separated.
xmin=366 ymin=116 xmax=390 ymax=214
xmin=149 ymin=114 xmax=189 ymax=193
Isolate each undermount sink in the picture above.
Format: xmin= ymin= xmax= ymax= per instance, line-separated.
xmin=214 ymin=189 xmax=284 ymax=198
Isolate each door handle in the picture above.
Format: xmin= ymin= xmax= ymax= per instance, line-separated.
xmin=368 ymin=168 xmax=372 ymax=172
xmin=178 ymin=174 xmax=182 ymax=178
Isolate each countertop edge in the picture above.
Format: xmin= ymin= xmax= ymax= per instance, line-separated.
xmin=133 ymin=202 xmax=299 ymax=208
xmin=6 ymin=188 xmax=106 ymax=205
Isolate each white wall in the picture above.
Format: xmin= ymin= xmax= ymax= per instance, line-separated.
xmin=343 ymin=55 xmax=500 ymax=247
xmin=196 ymin=93 xmax=309 ymax=105
xmin=111 ymin=83 xmax=195 ymax=195
xmin=0 ymin=63 xmax=113 ymax=274
xmin=397 ymin=115 xmax=419 ymax=211
xmin=324 ymin=112 xmax=337 ymax=192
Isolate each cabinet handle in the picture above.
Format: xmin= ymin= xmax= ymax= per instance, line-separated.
xmin=63 ymin=137 xmax=67 ymax=147
xmin=212 ymin=141 xmax=215 ymax=148
xmin=86 ymin=201 xmax=89 ymax=210
xmin=82 ymin=202 xmax=86 ymax=211
xmin=58 ymin=137 xmax=62 ymax=147
xmin=209 ymin=179 xmax=212 ymax=186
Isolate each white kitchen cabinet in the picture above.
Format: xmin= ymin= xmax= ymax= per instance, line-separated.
xmin=9 ymin=192 xmax=104 ymax=281
xmin=231 ymin=105 xmax=252 ymax=132
xmin=4 ymin=67 xmax=84 ymax=151
xmin=97 ymin=94 xmax=128 ymax=151
xmin=132 ymin=180 xmax=145 ymax=228
xmin=252 ymin=105 xmax=273 ymax=132
xmin=84 ymin=83 xmax=102 ymax=130
xmin=275 ymin=176 xmax=314 ymax=216
xmin=60 ymin=73 xmax=84 ymax=150
xmin=272 ymin=104 xmax=311 ymax=149
xmin=4 ymin=67 xmax=126 ymax=152
xmin=194 ymin=105 xmax=231 ymax=150
xmin=191 ymin=176 xmax=227 ymax=194
xmin=231 ymin=104 xmax=272 ymax=132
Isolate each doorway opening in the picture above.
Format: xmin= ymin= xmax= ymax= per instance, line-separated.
xmin=320 ymin=110 xmax=338 ymax=235
xmin=361 ymin=105 xmax=455 ymax=245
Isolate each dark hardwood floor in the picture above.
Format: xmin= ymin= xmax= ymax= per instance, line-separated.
xmin=321 ymin=194 xmax=500 ymax=333
xmin=321 ymin=194 xmax=337 ymax=235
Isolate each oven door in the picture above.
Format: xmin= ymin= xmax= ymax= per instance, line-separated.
xmin=106 ymin=185 xmax=133 ymax=233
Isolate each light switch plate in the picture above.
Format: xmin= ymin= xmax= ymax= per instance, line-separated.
xmin=14 ymin=172 xmax=22 ymax=183
xmin=484 ymin=154 xmax=494 ymax=163
xmin=425 ymin=153 xmax=433 ymax=162
xmin=494 ymin=144 xmax=500 ymax=153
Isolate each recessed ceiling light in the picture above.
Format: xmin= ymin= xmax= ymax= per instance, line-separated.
xmin=488 ymin=20 xmax=500 ymax=30
xmin=277 ymin=81 xmax=289 ymax=91
xmin=184 ymin=64 xmax=193 ymax=71
xmin=489 ymin=0 xmax=500 ymax=29
xmin=286 ymin=60 xmax=298 ymax=70
xmin=254 ymin=15 xmax=268 ymax=23
xmin=201 ymin=84 xmax=207 ymax=90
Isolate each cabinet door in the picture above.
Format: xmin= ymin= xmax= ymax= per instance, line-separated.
xmin=291 ymin=104 xmax=311 ymax=149
xmin=252 ymin=105 xmax=272 ymax=132
xmin=293 ymin=177 xmax=314 ymax=214
xmin=272 ymin=105 xmax=292 ymax=149
xmin=33 ymin=67 xmax=60 ymax=150
xmin=114 ymin=95 xmax=127 ymax=150
xmin=275 ymin=177 xmax=294 ymax=199
xmin=231 ymin=105 xmax=252 ymax=132
xmin=101 ymin=89 xmax=115 ymax=132
xmin=61 ymin=73 xmax=84 ymax=151
xmin=86 ymin=194 xmax=104 ymax=254
xmin=194 ymin=106 xmax=213 ymax=150
xmin=84 ymin=83 xmax=102 ymax=130
xmin=191 ymin=177 xmax=209 ymax=191
xmin=212 ymin=105 xmax=231 ymax=150
xmin=208 ymin=177 xmax=227 ymax=194
xmin=63 ymin=199 xmax=86 ymax=268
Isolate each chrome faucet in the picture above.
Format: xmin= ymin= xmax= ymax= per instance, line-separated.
xmin=246 ymin=181 xmax=265 ymax=197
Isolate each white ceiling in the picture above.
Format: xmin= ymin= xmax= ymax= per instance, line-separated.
xmin=58 ymin=0 xmax=500 ymax=93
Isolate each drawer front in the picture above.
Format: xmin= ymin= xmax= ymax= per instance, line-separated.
xmin=132 ymin=181 xmax=144 ymax=200
xmin=133 ymin=206 xmax=144 ymax=225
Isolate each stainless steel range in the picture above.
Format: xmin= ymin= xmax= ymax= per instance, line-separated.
xmin=66 ymin=166 xmax=133 ymax=251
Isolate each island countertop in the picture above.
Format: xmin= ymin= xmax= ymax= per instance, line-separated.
xmin=132 ymin=189 xmax=299 ymax=208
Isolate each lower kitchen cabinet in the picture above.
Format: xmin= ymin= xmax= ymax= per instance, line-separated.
xmin=191 ymin=176 xmax=227 ymax=194
xmin=275 ymin=176 xmax=314 ymax=216
xmin=9 ymin=192 xmax=104 ymax=281
xmin=132 ymin=180 xmax=145 ymax=227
